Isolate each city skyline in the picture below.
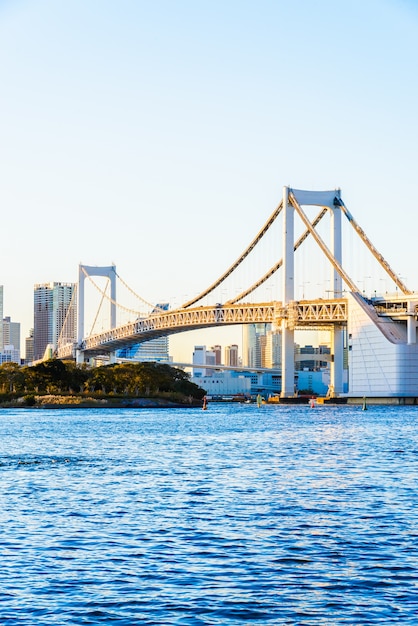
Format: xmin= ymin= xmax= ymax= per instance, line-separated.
xmin=2 ymin=1 xmax=418 ymax=363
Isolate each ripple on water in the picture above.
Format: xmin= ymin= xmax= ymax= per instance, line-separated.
xmin=0 ymin=405 xmax=418 ymax=624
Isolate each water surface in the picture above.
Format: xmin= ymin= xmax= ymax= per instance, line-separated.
xmin=0 ymin=403 xmax=417 ymax=624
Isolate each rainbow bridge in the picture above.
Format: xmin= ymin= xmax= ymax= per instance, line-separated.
xmin=56 ymin=187 xmax=418 ymax=399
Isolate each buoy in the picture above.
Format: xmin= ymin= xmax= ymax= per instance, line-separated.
xmin=309 ymin=398 xmax=315 ymax=408
xmin=362 ymin=396 xmax=368 ymax=411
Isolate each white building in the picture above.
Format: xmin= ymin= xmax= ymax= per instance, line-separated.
xmin=193 ymin=345 xmax=211 ymax=377
xmin=0 ymin=345 xmax=20 ymax=364
xmin=3 ymin=317 xmax=20 ymax=353
xmin=191 ymin=371 xmax=251 ymax=397
xmin=347 ymin=292 xmax=418 ymax=397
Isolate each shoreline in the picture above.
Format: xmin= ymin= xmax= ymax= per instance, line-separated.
xmin=0 ymin=395 xmax=203 ymax=410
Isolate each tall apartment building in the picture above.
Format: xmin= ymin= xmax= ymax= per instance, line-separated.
xmin=25 ymin=328 xmax=34 ymax=364
xmin=263 ymin=331 xmax=282 ymax=369
xmin=192 ymin=345 xmax=207 ymax=377
xmin=242 ymin=323 xmax=270 ymax=367
xmin=225 ymin=344 xmax=239 ymax=367
xmin=3 ymin=317 xmax=20 ymax=352
xmin=0 ymin=288 xmax=21 ymax=363
xmin=33 ymin=282 xmax=77 ymax=362
xmin=210 ymin=345 xmax=222 ymax=365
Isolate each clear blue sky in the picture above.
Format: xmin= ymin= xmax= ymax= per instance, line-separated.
xmin=1 ymin=0 xmax=418 ymax=361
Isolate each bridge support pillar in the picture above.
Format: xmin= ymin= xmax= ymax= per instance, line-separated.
xmin=330 ymin=326 xmax=344 ymax=396
xmin=281 ymin=186 xmax=296 ymax=397
xmin=76 ymin=350 xmax=85 ymax=365
xmin=77 ymin=264 xmax=117 ymax=365
xmin=407 ymin=301 xmax=417 ymax=344
xmin=330 ymin=198 xmax=344 ymax=395
xmin=281 ymin=320 xmax=295 ymax=397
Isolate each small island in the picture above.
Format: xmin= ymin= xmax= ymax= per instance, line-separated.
xmin=0 ymin=360 xmax=206 ymax=409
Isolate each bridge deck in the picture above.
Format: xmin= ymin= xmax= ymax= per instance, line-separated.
xmin=57 ymin=299 xmax=349 ymax=359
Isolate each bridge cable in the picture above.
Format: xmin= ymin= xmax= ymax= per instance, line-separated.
xmin=109 ymin=267 xmax=168 ymax=312
xmin=337 ymin=199 xmax=412 ymax=295
xmin=289 ymin=192 xmax=360 ymax=294
xmin=89 ymin=278 xmax=110 ymax=336
xmin=181 ymin=199 xmax=284 ymax=308
xmin=81 ymin=267 xmax=146 ymax=317
xmin=226 ymin=207 xmax=327 ymax=303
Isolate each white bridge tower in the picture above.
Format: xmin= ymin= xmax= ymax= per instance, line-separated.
xmin=77 ymin=264 xmax=117 ymax=364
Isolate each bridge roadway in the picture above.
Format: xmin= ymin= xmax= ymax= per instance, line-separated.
xmin=57 ymin=298 xmax=348 ymax=360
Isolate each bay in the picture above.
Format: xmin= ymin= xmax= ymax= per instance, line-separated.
xmin=0 ymin=403 xmax=417 ymax=624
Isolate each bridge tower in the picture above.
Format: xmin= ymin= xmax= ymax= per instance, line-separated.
xmin=281 ymin=187 xmax=344 ymax=398
xmin=77 ymin=264 xmax=117 ymax=364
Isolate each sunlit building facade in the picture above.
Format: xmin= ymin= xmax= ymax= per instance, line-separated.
xmin=33 ymin=282 xmax=77 ymax=362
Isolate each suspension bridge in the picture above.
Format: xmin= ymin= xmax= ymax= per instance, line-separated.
xmin=56 ymin=187 xmax=418 ymax=399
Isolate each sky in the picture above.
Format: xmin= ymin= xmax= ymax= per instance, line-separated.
xmin=1 ymin=0 xmax=418 ymax=362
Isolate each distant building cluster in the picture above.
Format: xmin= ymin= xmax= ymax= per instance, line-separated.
xmin=190 ymin=323 xmax=346 ymax=397
xmin=0 ymin=286 xmax=21 ymax=364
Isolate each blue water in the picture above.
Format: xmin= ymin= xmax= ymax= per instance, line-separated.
xmin=0 ymin=403 xmax=417 ymax=625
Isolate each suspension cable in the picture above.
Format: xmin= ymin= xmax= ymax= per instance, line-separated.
xmin=338 ymin=199 xmax=412 ymax=295
xmin=89 ymin=278 xmax=109 ymax=336
xmin=110 ymin=267 xmax=167 ymax=312
xmin=227 ymin=207 xmax=327 ymax=303
xmin=182 ymin=199 xmax=283 ymax=308
xmin=80 ymin=266 xmax=145 ymax=316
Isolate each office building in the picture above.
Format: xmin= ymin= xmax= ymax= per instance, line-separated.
xmin=3 ymin=317 xmax=20 ymax=352
xmin=225 ymin=344 xmax=239 ymax=367
xmin=210 ymin=345 xmax=222 ymax=365
xmin=33 ymin=282 xmax=77 ymax=361
xmin=0 ymin=346 xmax=20 ymax=365
xmin=242 ymin=323 xmax=282 ymax=368
xmin=192 ymin=345 xmax=207 ymax=377
xmin=25 ymin=328 xmax=34 ymax=364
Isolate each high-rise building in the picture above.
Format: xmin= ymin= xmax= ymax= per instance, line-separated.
xmin=242 ymin=323 xmax=282 ymax=369
xmin=25 ymin=328 xmax=34 ymax=364
xmin=263 ymin=331 xmax=282 ymax=369
xmin=3 ymin=317 xmax=20 ymax=351
xmin=242 ymin=323 xmax=272 ymax=367
xmin=33 ymin=282 xmax=77 ymax=361
xmin=225 ymin=344 xmax=239 ymax=367
xmin=192 ymin=345 xmax=207 ymax=377
xmin=210 ymin=345 xmax=222 ymax=365
xmin=3 ymin=316 xmax=20 ymax=359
